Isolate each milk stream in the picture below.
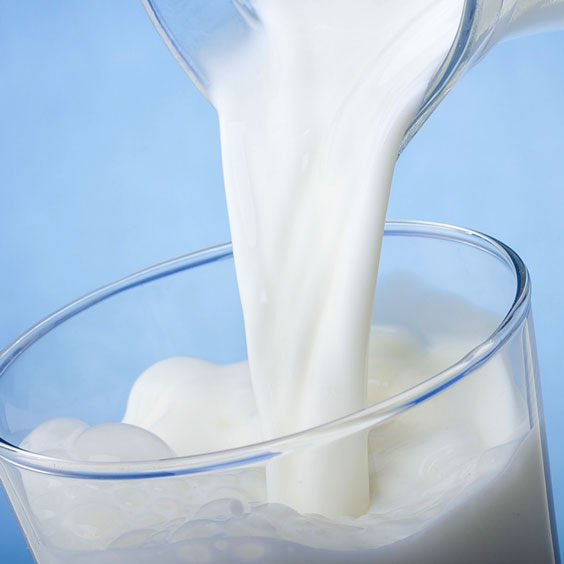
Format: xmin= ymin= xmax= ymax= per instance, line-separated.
xmin=207 ymin=0 xmax=464 ymax=516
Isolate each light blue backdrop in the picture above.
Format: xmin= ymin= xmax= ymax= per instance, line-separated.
xmin=0 ymin=2 xmax=563 ymax=561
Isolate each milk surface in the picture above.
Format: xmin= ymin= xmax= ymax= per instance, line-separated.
xmin=18 ymin=321 xmax=553 ymax=563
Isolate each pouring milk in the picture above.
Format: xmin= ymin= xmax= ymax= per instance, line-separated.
xmin=16 ymin=1 xmax=558 ymax=562
xmin=194 ymin=0 xmax=463 ymax=516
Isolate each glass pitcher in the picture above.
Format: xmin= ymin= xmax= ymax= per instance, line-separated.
xmin=140 ymin=0 xmax=564 ymax=151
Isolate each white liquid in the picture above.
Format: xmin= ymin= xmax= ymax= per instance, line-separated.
xmin=18 ymin=312 xmax=554 ymax=563
xmin=206 ymin=0 xmax=464 ymax=516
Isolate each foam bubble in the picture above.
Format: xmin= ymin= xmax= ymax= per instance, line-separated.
xmin=72 ymin=423 xmax=174 ymax=462
xmin=21 ymin=418 xmax=88 ymax=454
xmin=108 ymin=529 xmax=156 ymax=549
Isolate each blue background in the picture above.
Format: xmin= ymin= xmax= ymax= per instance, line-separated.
xmin=0 ymin=2 xmax=563 ymax=561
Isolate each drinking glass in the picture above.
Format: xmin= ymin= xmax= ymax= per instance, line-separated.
xmin=0 ymin=221 xmax=558 ymax=563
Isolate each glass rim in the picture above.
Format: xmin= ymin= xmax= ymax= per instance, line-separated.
xmin=0 ymin=220 xmax=531 ymax=479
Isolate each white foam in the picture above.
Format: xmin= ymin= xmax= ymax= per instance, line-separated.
xmin=123 ymin=357 xmax=260 ymax=455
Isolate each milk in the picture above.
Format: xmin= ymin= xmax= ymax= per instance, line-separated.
xmin=207 ymin=0 xmax=464 ymax=516
xmin=18 ymin=315 xmax=553 ymax=563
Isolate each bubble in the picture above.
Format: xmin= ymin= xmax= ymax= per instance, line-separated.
xmin=107 ymin=528 xmax=155 ymax=549
xmin=20 ymin=418 xmax=88 ymax=454
xmin=252 ymin=501 xmax=299 ymax=524
xmin=146 ymin=529 xmax=170 ymax=546
xmin=225 ymin=513 xmax=276 ymax=537
xmin=170 ymin=520 xmax=223 ymax=543
xmin=72 ymin=423 xmax=174 ymax=462
xmin=166 ymin=516 xmax=187 ymax=531
xmin=195 ymin=498 xmax=246 ymax=521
